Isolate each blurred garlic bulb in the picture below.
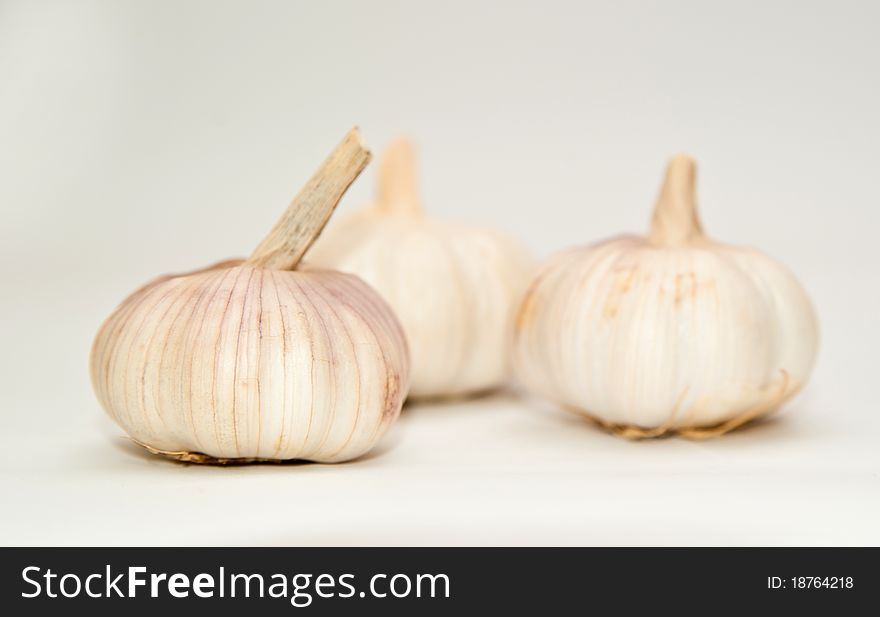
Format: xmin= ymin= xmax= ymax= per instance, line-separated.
xmin=91 ymin=129 xmax=410 ymax=463
xmin=513 ymin=155 xmax=818 ymax=438
xmin=308 ymin=138 xmax=533 ymax=399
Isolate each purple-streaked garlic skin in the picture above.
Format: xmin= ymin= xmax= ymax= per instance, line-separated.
xmin=92 ymin=265 xmax=408 ymax=462
xmin=91 ymin=128 xmax=411 ymax=462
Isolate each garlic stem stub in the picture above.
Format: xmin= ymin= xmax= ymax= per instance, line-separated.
xmin=513 ymin=155 xmax=818 ymax=438
xmin=90 ymin=129 xmax=410 ymax=463
xmin=307 ymin=138 xmax=534 ymax=399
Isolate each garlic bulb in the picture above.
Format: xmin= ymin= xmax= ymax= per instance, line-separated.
xmin=513 ymin=155 xmax=818 ymax=438
xmin=308 ymin=138 xmax=533 ymax=399
xmin=91 ymin=129 xmax=410 ymax=463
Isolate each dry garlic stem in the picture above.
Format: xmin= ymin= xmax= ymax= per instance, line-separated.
xmin=308 ymin=137 xmax=534 ymax=399
xmin=648 ymin=154 xmax=704 ymax=247
xmin=376 ymin=137 xmax=422 ymax=215
xmin=249 ymin=129 xmax=371 ymax=269
xmin=91 ymin=128 xmax=410 ymax=463
xmin=513 ymin=154 xmax=818 ymax=438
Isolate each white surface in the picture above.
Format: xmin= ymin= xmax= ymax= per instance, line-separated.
xmin=1 ymin=0 xmax=878 ymax=546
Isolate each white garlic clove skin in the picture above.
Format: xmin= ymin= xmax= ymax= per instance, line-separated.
xmin=513 ymin=156 xmax=818 ymax=438
xmin=91 ymin=264 xmax=409 ymax=463
xmin=309 ymin=213 xmax=532 ymax=399
xmin=307 ymin=138 xmax=534 ymax=399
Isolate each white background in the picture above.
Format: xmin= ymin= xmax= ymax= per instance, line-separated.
xmin=1 ymin=0 xmax=877 ymax=545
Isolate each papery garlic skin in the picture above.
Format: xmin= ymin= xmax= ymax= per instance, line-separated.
xmin=91 ymin=266 xmax=407 ymax=462
xmin=308 ymin=139 xmax=533 ymax=399
xmin=513 ymin=156 xmax=818 ymax=438
xmin=90 ymin=129 xmax=410 ymax=463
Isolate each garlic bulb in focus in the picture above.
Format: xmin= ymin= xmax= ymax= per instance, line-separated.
xmin=308 ymin=138 xmax=533 ymax=399
xmin=513 ymin=155 xmax=818 ymax=438
xmin=91 ymin=129 xmax=410 ymax=463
